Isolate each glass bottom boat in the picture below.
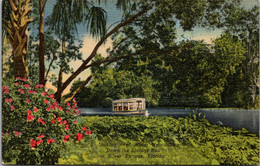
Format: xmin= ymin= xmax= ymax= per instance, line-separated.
xmin=112 ymin=98 xmax=149 ymax=116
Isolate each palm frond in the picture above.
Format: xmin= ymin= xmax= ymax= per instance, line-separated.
xmin=86 ymin=6 xmax=107 ymax=38
xmin=47 ymin=0 xmax=107 ymax=39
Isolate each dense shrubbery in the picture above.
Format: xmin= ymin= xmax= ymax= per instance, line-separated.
xmin=2 ymin=78 xmax=92 ymax=164
xmin=60 ymin=116 xmax=259 ymax=165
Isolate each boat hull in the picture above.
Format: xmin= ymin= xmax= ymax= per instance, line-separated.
xmin=113 ymin=110 xmax=148 ymax=115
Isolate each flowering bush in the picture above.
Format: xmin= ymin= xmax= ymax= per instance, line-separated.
xmin=2 ymin=78 xmax=92 ymax=164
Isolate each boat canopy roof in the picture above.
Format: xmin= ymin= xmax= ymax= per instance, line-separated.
xmin=112 ymin=98 xmax=145 ymax=104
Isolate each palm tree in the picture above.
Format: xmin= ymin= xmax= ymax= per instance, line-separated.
xmin=47 ymin=0 xmax=107 ymax=102
xmin=3 ymin=0 xmax=34 ymax=78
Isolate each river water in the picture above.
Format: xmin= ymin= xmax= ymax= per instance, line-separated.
xmin=80 ymin=108 xmax=259 ymax=133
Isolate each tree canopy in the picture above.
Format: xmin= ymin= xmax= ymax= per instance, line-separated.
xmin=2 ymin=0 xmax=259 ymax=108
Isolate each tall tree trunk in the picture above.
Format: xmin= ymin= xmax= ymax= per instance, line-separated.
xmin=54 ymin=8 xmax=151 ymax=101
xmin=56 ymin=40 xmax=65 ymax=102
xmin=4 ymin=0 xmax=33 ymax=78
xmin=39 ymin=0 xmax=46 ymax=85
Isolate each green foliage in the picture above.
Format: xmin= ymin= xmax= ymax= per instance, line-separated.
xmin=59 ymin=115 xmax=259 ymax=165
xmin=67 ymin=67 xmax=160 ymax=107
xmin=26 ymin=32 xmax=83 ymax=87
xmin=2 ymin=78 xmax=92 ymax=164
xmin=46 ymin=0 xmax=107 ymax=40
xmin=97 ymin=0 xmax=258 ymax=109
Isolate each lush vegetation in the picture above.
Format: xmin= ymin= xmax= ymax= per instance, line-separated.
xmin=1 ymin=0 xmax=259 ymax=165
xmin=58 ymin=115 xmax=259 ymax=165
xmin=66 ymin=34 xmax=258 ymax=108
xmin=63 ymin=1 xmax=259 ymax=109
xmin=2 ymin=78 xmax=92 ymax=164
xmin=3 ymin=0 xmax=258 ymax=107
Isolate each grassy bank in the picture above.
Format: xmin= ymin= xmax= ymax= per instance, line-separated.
xmin=58 ymin=115 xmax=259 ymax=165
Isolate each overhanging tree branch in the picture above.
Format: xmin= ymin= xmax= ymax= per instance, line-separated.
xmin=54 ymin=7 xmax=151 ymax=100
xmin=64 ymin=74 xmax=94 ymax=103
xmin=84 ymin=52 xmax=142 ymax=69
xmin=64 ymin=48 xmax=172 ymax=102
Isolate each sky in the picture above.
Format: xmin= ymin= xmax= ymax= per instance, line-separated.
xmin=38 ymin=0 xmax=259 ymax=94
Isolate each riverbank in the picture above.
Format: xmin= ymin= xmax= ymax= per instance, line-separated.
xmin=59 ymin=116 xmax=259 ymax=165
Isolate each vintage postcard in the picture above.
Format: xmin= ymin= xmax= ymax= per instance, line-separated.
xmin=1 ymin=0 xmax=259 ymax=165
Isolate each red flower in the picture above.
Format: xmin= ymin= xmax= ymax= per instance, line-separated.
xmin=47 ymin=139 xmax=56 ymax=144
xmin=64 ymin=134 xmax=70 ymax=140
xmin=4 ymin=89 xmax=9 ymax=94
xmin=53 ymin=114 xmax=56 ymax=117
xmin=44 ymin=100 xmax=49 ymax=104
xmin=30 ymin=139 xmax=37 ymax=148
xmin=35 ymin=84 xmax=44 ymax=88
xmin=66 ymin=110 xmax=70 ymax=113
xmin=85 ymin=131 xmax=92 ymax=135
xmin=22 ymin=78 xmax=27 ymax=81
xmin=37 ymin=134 xmax=44 ymax=139
xmin=15 ymin=82 xmax=19 ymax=86
xmin=10 ymin=105 xmax=15 ymax=110
xmin=24 ymin=84 xmax=30 ymax=88
xmin=5 ymin=98 xmax=13 ymax=103
xmin=34 ymin=108 xmax=39 ymax=112
xmin=64 ymin=134 xmax=70 ymax=143
xmin=57 ymin=117 xmax=62 ymax=122
xmin=26 ymin=99 xmax=31 ymax=103
xmin=82 ymin=126 xmax=87 ymax=131
xmin=42 ymin=92 xmax=47 ymax=96
xmin=27 ymin=114 xmax=35 ymax=121
xmin=28 ymin=90 xmax=37 ymax=94
xmin=74 ymin=121 xmax=77 ymax=124
xmin=51 ymin=119 xmax=55 ymax=124
xmin=50 ymin=94 xmax=54 ymax=99
xmin=76 ymin=133 xmax=83 ymax=141
xmin=14 ymin=131 xmax=22 ymax=136
xmin=27 ymin=109 xmax=32 ymax=114
xmin=16 ymin=77 xmax=21 ymax=80
xmin=2 ymin=86 xmax=9 ymax=94
xmin=38 ymin=118 xmax=45 ymax=125
xmin=59 ymin=121 xmax=63 ymax=125
xmin=46 ymin=107 xmax=51 ymax=111
xmin=36 ymin=139 xmax=43 ymax=145
xmin=63 ymin=120 xmax=68 ymax=124
xmin=66 ymin=103 xmax=70 ymax=106
xmin=58 ymin=106 xmax=63 ymax=111
xmin=65 ymin=124 xmax=69 ymax=131
xmin=50 ymin=104 xmax=55 ymax=109
xmin=18 ymin=88 xmax=25 ymax=94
